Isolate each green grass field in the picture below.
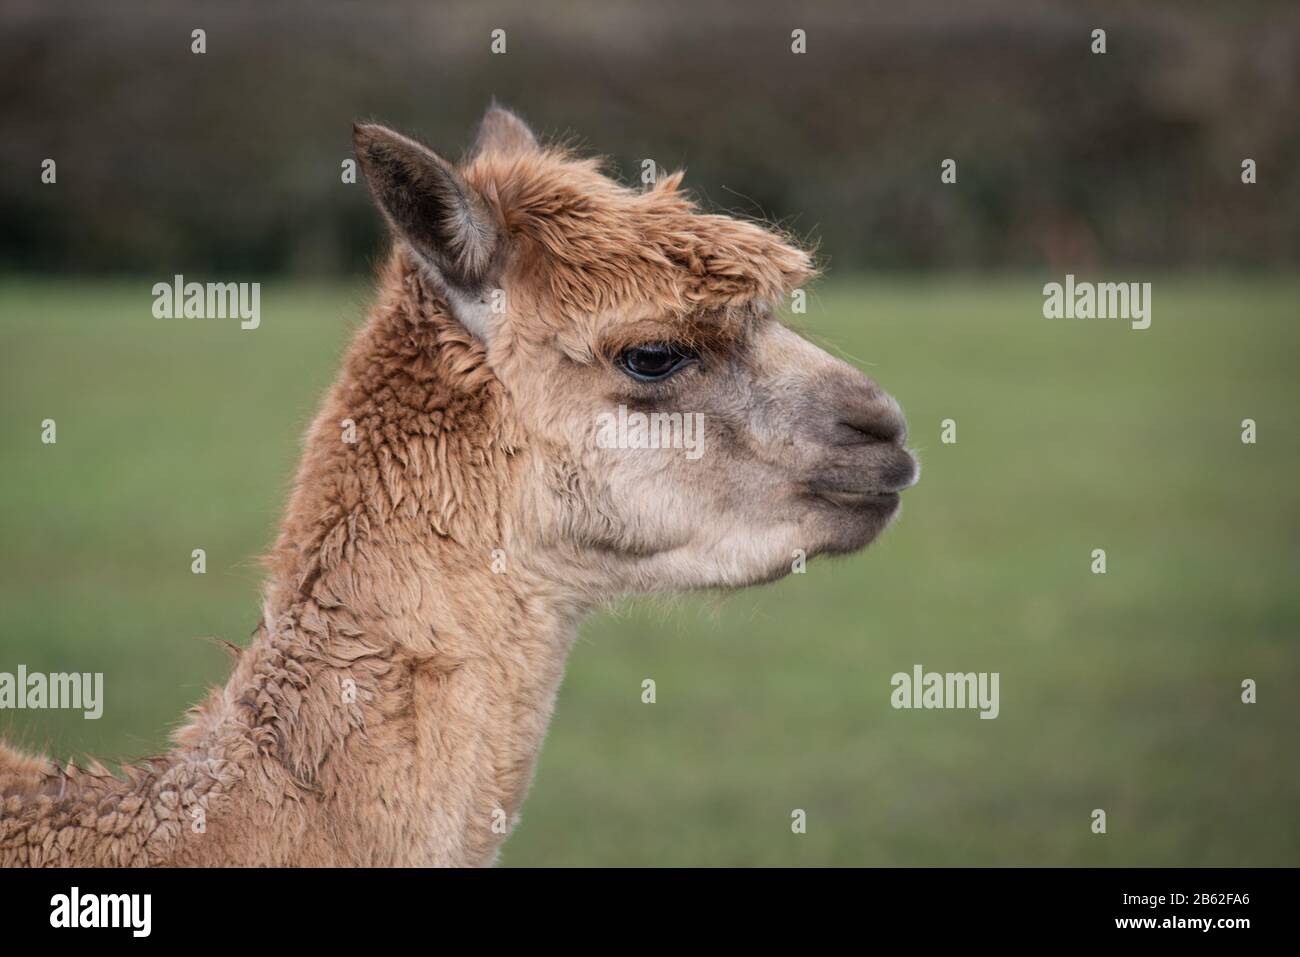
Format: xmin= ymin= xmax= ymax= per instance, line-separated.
xmin=1 ymin=275 xmax=1297 ymax=866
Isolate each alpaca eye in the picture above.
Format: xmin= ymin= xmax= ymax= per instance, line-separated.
xmin=617 ymin=344 xmax=696 ymax=382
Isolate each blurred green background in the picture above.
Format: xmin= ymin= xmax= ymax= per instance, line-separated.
xmin=1 ymin=0 xmax=1298 ymax=865
xmin=1 ymin=276 xmax=1296 ymax=865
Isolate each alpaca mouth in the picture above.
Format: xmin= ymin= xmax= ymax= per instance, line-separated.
xmin=802 ymin=485 xmax=904 ymax=558
xmin=809 ymin=488 xmax=902 ymax=511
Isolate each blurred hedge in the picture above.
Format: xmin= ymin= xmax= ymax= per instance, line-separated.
xmin=2 ymin=0 xmax=1296 ymax=275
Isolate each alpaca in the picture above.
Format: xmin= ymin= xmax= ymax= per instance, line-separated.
xmin=0 ymin=106 xmax=916 ymax=867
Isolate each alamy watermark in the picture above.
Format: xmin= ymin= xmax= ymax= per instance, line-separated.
xmin=0 ymin=665 xmax=103 ymax=719
xmin=595 ymin=404 xmax=705 ymax=460
xmin=890 ymin=664 xmax=1000 ymax=719
xmin=152 ymin=274 xmax=260 ymax=330
xmin=50 ymin=887 xmax=150 ymax=937
xmin=1043 ymin=274 xmax=1151 ymax=330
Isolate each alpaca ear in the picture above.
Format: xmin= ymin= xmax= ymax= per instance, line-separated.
xmin=354 ymin=123 xmax=498 ymax=293
xmin=471 ymin=104 xmax=538 ymax=158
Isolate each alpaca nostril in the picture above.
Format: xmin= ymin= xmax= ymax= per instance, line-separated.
xmin=836 ymin=412 xmax=906 ymax=447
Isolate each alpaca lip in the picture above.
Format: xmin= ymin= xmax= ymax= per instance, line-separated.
xmin=810 ymin=488 xmax=902 ymax=510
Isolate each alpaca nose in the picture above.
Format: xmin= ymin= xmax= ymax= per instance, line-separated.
xmin=833 ymin=390 xmax=907 ymax=448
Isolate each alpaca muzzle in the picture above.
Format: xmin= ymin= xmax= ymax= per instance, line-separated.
xmin=805 ymin=378 xmax=918 ymax=507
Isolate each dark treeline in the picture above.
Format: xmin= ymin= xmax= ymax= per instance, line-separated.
xmin=2 ymin=0 xmax=1296 ymax=276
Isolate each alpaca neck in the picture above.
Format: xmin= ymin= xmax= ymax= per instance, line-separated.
xmin=244 ymin=551 xmax=580 ymax=866
xmin=185 ymin=254 xmax=584 ymax=865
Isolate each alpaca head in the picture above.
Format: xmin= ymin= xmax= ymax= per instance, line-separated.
xmin=354 ymin=106 xmax=917 ymax=598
